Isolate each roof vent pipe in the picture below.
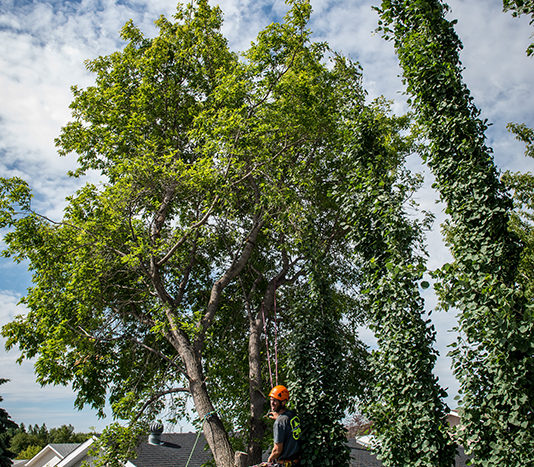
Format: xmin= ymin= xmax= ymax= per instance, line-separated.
xmin=148 ymin=421 xmax=164 ymax=445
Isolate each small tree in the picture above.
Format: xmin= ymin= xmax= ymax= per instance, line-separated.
xmin=17 ymin=445 xmax=42 ymax=461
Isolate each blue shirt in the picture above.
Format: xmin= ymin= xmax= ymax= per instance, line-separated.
xmin=273 ymin=409 xmax=301 ymax=460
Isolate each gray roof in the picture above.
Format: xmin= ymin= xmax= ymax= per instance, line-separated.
xmin=126 ymin=433 xmax=471 ymax=467
xmin=49 ymin=443 xmax=80 ymax=458
xmin=454 ymin=446 xmax=470 ymax=467
xmin=19 ymin=434 xmax=471 ymax=467
xmin=348 ymin=439 xmax=383 ymax=467
xmin=347 ymin=440 xmax=470 ymax=467
xmin=130 ymin=433 xmax=212 ymax=467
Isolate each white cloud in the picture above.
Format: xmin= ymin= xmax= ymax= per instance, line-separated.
xmin=0 ymin=289 xmax=23 ymax=321
xmin=448 ymin=1 xmax=534 ymax=169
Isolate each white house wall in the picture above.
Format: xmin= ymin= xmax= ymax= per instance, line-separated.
xmin=25 ymin=449 xmax=61 ymax=467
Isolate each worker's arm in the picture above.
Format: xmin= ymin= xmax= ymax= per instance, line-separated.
xmin=268 ymin=442 xmax=283 ymax=463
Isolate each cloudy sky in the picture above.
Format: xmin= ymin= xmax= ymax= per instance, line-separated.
xmin=1 ymin=0 xmax=533 ymax=433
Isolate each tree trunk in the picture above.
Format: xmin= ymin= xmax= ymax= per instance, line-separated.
xmin=192 ymin=380 xmax=234 ymax=467
xmin=171 ymin=332 xmax=235 ymax=467
xmin=247 ymin=315 xmax=267 ymax=463
xmin=159 ymin=219 xmax=264 ymax=466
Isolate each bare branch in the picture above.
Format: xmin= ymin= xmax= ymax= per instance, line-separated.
xmin=195 ymin=214 xmax=264 ymax=351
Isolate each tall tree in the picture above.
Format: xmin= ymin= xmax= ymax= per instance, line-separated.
xmin=376 ymin=0 xmax=534 ymax=464
xmin=0 ymin=1 xmax=418 ymax=465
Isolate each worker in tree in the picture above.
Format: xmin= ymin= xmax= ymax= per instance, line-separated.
xmin=258 ymin=385 xmax=302 ymax=466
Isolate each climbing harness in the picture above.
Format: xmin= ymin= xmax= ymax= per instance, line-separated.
xmin=184 ymin=411 xmax=216 ymax=467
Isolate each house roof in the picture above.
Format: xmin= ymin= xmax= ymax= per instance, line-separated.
xmin=24 ymin=443 xmax=77 ymax=467
xmin=348 ymin=439 xmax=383 ymax=467
xmin=57 ymin=437 xmax=97 ymax=467
xmin=127 ymin=433 xmax=212 ymax=467
xmin=347 ymin=439 xmax=470 ymax=467
xmin=132 ymin=434 xmax=469 ymax=467
xmin=20 ymin=432 xmax=470 ymax=467
xmin=22 ymin=439 xmax=96 ymax=467
xmin=49 ymin=444 xmax=79 ymax=458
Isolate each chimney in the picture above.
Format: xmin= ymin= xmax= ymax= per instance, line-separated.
xmin=148 ymin=421 xmax=164 ymax=445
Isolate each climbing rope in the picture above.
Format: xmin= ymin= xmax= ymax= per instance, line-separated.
xmin=273 ymin=287 xmax=279 ymax=387
xmin=184 ymin=411 xmax=216 ymax=467
xmin=261 ymin=285 xmax=279 ymax=388
xmin=261 ymin=302 xmax=274 ymax=388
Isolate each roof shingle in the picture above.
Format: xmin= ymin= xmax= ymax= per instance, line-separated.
xmin=130 ymin=433 xmax=212 ymax=467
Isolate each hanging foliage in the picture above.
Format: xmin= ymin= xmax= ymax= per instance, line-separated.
xmin=503 ymin=0 xmax=534 ymax=56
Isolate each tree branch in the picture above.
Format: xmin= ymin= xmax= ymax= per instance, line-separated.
xmin=156 ymin=194 xmax=219 ymax=267
xmin=75 ymin=326 xmax=186 ymax=374
xmin=195 ymin=214 xmax=264 ymax=351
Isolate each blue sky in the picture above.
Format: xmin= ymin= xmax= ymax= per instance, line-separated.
xmin=1 ymin=0 xmax=533 ymax=433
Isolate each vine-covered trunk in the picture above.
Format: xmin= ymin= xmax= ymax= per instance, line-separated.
xmin=376 ymin=0 xmax=534 ymax=464
xmin=334 ymin=101 xmax=455 ymax=465
xmin=287 ymin=261 xmax=352 ymax=467
xmin=351 ymin=204 xmax=454 ymax=466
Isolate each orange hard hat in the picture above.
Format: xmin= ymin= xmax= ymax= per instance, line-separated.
xmin=269 ymin=385 xmax=289 ymax=401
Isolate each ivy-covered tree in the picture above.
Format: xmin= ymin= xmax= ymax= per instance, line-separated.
xmin=0 ymin=379 xmax=17 ymax=467
xmin=0 ymin=1 xmax=428 ymax=466
xmin=376 ymin=0 xmax=534 ymax=465
xmin=286 ymin=254 xmax=366 ymax=467
xmin=335 ymin=104 xmax=455 ymax=466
